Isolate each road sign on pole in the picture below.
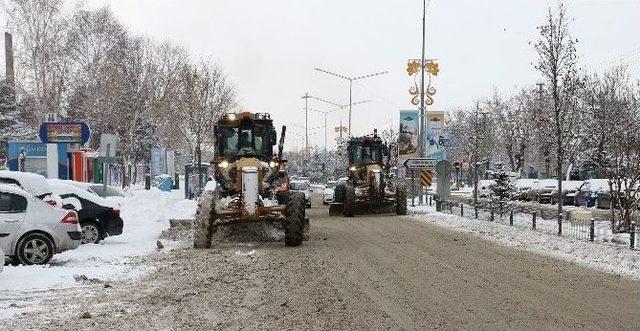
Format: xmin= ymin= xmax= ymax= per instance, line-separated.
xmin=420 ymin=170 xmax=432 ymax=187
xmin=404 ymin=158 xmax=437 ymax=171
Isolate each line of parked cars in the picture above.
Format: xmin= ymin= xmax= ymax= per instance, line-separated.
xmin=1 ymin=170 xmax=125 ymax=267
xmin=493 ymin=177 xmax=638 ymax=209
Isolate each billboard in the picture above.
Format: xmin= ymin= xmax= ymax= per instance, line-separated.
xmin=39 ymin=122 xmax=91 ymax=144
xmin=7 ymin=141 xmax=70 ymax=178
xmin=425 ymin=111 xmax=447 ymax=161
xmin=398 ymin=110 xmax=419 ymax=164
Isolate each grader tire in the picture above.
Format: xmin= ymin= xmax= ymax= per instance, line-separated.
xmin=285 ymin=192 xmax=305 ymax=246
xmin=343 ymin=185 xmax=356 ymax=217
xmin=334 ymin=184 xmax=346 ymax=203
xmin=328 ymin=203 xmax=343 ymax=216
xmin=396 ymin=187 xmax=408 ymax=216
xmin=194 ymin=191 xmax=216 ymax=249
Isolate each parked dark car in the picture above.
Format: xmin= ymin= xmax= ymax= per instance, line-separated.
xmin=550 ymin=180 xmax=584 ymax=205
xmin=574 ymin=179 xmax=608 ymax=207
xmin=50 ymin=182 xmax=123 ymax=244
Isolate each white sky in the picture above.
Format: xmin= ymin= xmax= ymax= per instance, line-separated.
xmin=3 ymin=0 xmax=640 ymax=151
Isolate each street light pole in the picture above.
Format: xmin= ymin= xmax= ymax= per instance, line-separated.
xmin=314 ymin=67 xmax=387 ymax=136
xmin=419 ymin=0 xmax=427 ymax=159
xmin=302 ymin=93 xmax=311 ymax=156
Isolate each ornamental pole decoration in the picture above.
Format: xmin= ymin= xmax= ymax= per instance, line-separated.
xmin=407 ymin=59 xmax=439 ymax=106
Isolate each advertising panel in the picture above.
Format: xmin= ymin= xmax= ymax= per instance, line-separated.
xmin=7 ymin=141 xmax=69 ymax=178
xmin=425 ymin=111 xmax=447 ymax=161
xmin=39 ymin=122 xmax=91 ymax=144
xmin=398 ymin=110 xmax=419 ymax=164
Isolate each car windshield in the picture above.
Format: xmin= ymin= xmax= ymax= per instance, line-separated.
xmin=350 ymin=143 xmax=382 ymax=166
xmin=291 ymin=182 xmax=309 ymax=190
xmin=219 ymin=126 xmax=268 ymax=157
xmin=326 ymin=181 xmax=337 ymax=189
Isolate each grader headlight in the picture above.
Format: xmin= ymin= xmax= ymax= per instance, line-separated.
xmin=218 ymin=160 xmax=230 ymax=169
xmin=349 ymin=166 xmax=358 ymax=172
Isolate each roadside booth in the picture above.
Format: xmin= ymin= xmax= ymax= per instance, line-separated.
xmin=68 ymin=148 xmax=98 ymax=183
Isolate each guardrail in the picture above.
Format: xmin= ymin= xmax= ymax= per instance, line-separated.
xmin=437 ymin=199 xmax=639 ymax=251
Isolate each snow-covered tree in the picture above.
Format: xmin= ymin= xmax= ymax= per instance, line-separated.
xmin=533 ymin=3 xmax=582 ymax=221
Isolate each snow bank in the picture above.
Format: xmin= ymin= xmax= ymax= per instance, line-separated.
xmin=409 ymin=204 xmax=640 ymax=281
xmin=0 ymin=187 xmax=197 ymax=319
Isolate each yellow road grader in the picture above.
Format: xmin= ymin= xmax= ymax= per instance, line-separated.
xmin=330 ymin=130 xmax=407 ymax=217
xmin=194 ymin=112 xmax=306 ymax=248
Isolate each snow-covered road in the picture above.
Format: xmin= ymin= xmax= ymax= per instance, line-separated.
xmin=0 ymin=187 xmax=197 ymax=319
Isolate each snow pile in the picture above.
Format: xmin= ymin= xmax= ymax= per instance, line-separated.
xmin=0 ymin=187 xmax=197 ymax=319
xmin=409 ymin=204 xmax=640 ymax=281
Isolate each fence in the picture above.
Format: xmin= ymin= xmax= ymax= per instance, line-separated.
xmin=438 ymin=199 xmax=639 ymax=251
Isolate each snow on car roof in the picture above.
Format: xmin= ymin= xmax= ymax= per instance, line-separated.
xmin=0 ymin=183 xmax=32 ymax=197
xmin=48 ymin=178 xmax=93 ymax=189
xmin=539 ymin=179 xmax=557 ymax=187
xmin=49 ymin=182 xmax=117 ymax=208
xmin=0 ymin=170 xmax=53 ymax=197
xmin=515 ymin=179 xmax=539 ymax=188
xmin=562 ymin=180 xmax=584 ymax=190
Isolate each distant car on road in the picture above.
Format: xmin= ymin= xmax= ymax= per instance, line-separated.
xmin=290 ymin=180 xmax=311 ymax=208
xmin=323 ymin=180 xmax=338 ymax=205
xmin=50 ymin=182 xmax=123 ymax=244
xmin=0 ymin=184 xmax=81 ymax=265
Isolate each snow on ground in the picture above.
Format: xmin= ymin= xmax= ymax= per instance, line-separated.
xmin=409 ymin=204 xmax=640 ymax=281
xmin=0 ymin=187 xmax=197 ymax=319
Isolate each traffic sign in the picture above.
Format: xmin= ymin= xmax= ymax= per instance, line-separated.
xmin=420 ymin=170 xmax=432 ymax=187
xmin=404 ymin=158 xmax=437 ymax=170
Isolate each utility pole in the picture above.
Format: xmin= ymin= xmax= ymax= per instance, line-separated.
xmin=4 ymin=32 xmax=15 ymax=102
xmin=419 ymin=0 xmax=426 ymax=159
xmin=473 ymin=101 xmax=480 ymax=207
xmin=302 ymin=93 xmax=311 ymax=156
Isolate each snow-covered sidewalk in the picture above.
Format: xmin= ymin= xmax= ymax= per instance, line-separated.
xmin=410 ymin=204 xmax=640 ymax=281
xmin=0 ymin=187 xmax=197 ymax=319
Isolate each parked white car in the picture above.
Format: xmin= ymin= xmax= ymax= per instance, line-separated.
xmin=323 ymin=180 xmax=338 ymax=205
xmin=0 ymin=184 xmax=81 ymax=265
xmin=0 ymin=170 xmax=62 ymax=207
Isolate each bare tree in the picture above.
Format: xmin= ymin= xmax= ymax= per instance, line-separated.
xmin=533 ymin=3 xmax=582 ymax=224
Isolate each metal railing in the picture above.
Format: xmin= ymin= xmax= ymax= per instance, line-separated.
xmin=438 ymin=199 xmax=639 ymax=251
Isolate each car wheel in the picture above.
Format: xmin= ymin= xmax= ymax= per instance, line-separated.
xmin=81 ymin=222 xmax=103 ymax=244
xmin=16 ymin=233 xmax=54 ymax=265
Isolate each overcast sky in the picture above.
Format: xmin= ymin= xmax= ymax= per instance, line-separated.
xmin=4 ymin=0 xmax=640 ymax=151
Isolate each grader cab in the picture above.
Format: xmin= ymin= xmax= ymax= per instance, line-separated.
xmin=331 ymin=130 xmax=407 ymax=217
xmin=193 ymin=111 xmax=307 ymax=248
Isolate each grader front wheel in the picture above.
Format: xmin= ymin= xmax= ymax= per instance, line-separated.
xmin=194 ymin=191 xmax=216 ymax=249
xmin=343 ymin=185 xmax=356 ymax=217
xmin=285 ymin=192 xmax=305 ymax=246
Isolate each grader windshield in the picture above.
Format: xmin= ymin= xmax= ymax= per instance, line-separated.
xmin=216 ymin=113 xmax=275 ymax=160
xmin=349 ymin=140 xmax=383 ymax=166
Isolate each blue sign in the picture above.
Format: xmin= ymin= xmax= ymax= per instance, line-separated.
xmin=7 ymin=141 xmax=70 ymax=179
xmin=39 ymin=122 xmax=91 ymax=144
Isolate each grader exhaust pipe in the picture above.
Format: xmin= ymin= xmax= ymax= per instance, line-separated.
xmin=278 ymin=125 xmax=286 ymax=159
